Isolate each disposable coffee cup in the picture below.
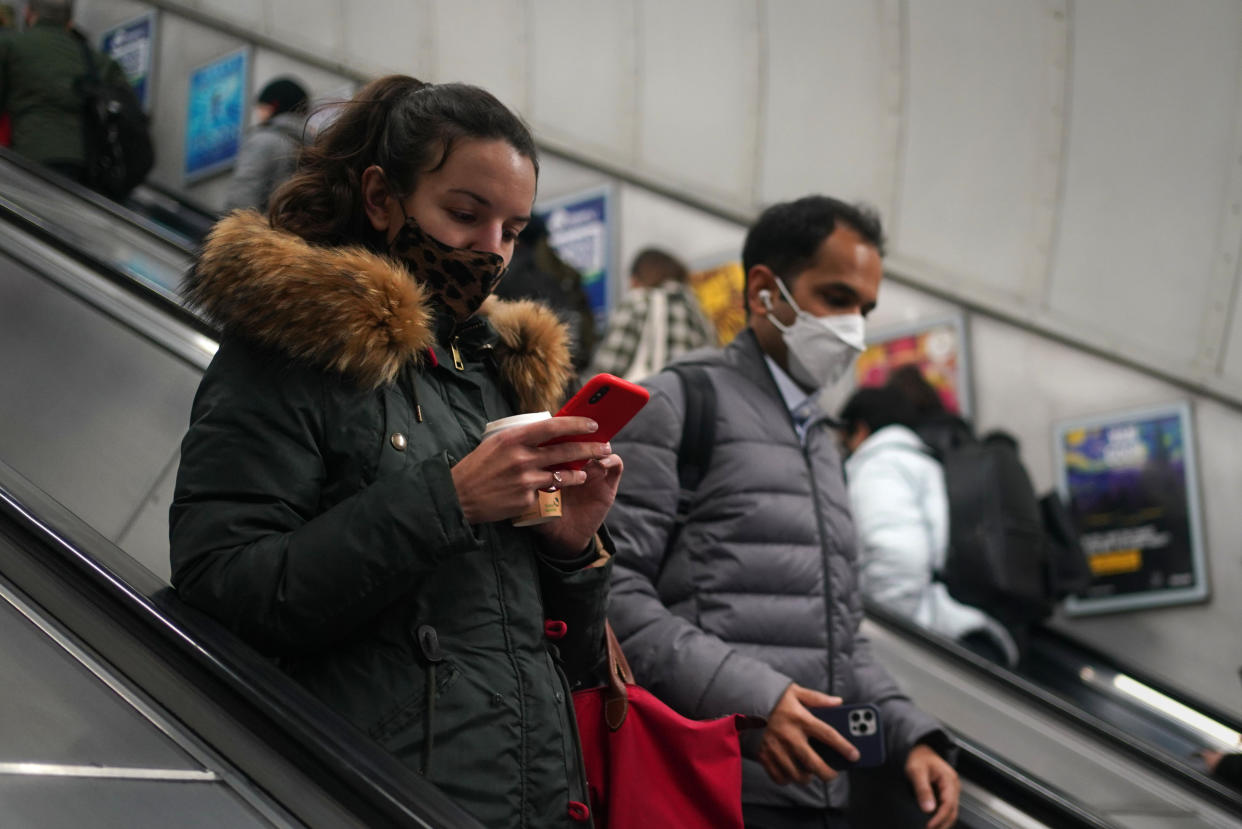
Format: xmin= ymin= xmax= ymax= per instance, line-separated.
xmin=481 ymin=411 xmax=552 ymax=439
xmin=481 ymin=412 xmax=562 ymax=527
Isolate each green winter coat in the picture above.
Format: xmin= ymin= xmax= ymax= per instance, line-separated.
xmin=0 ymin=21 xmax=127 ymax=165
xmin=170 ymin=211 xmax=611 ymax=828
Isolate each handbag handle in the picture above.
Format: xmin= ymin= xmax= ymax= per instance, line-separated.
xmin=603 ymin=622 xmax=634 ymax=731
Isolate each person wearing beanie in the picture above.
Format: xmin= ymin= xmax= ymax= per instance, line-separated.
xmin=224 ymin=76 xmax=310 ymax=211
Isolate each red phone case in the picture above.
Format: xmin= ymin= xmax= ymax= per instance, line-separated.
xmin=544 ymin=374 xmax=650 ymax=471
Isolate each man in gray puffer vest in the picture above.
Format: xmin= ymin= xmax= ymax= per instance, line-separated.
xmin=608 ymin=196 xmax=959 ymax=829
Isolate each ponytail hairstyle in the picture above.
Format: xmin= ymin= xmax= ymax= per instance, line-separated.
xmin=269 ymin=75 xmax=539 ymax=249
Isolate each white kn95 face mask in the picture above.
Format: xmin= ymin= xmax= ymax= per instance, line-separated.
xmin=762 ymin=277 xmax=866 ymax=390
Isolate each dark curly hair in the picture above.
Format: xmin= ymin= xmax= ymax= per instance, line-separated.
xmin=269 ymin=75 xmax=539 ymax=249
xmin=741 ymin=195 xmax=885 ymax=300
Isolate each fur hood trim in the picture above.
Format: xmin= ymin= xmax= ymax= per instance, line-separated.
xmin=188 ymin=210 xmax=572 ymax=409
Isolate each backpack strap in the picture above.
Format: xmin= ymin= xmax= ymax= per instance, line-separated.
xmin=666 ymin=364 xmax=716 ymax=526
xmin=647 ymin=364 xmax=715 ymax=588
xmin=73 ymin=29 xmax=100 ymax=85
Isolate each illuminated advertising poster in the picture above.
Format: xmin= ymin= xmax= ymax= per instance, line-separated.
xmin=537 ymin=187 xmax=612 ymax=325
xmin=854 ymin=314 xmax=971 ymax=416
xmin=184 ymin=48 xmax=248 ymax=183
xmin=688 ymin=260 xmax=744 ymax=345
xmin=100 ymin=12 xmax=156 ymax=112
xmin=1055 ymin=403 xmax=1208 ymax=615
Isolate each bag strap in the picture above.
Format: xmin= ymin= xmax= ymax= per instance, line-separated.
xmin=74 ymin=30 xmax=100 ymax=85
xmin=667 ymin=364 xmax=716 ymax=525
xmin=648 ymin=287 xmax=668 ymax=371
xmin=623 ymin=298 xmax=653 ymax=382
xmin=603 ymin=621 xmax=634 ymax=731
xmin=600 ymin=366 xmax=715 ymax=732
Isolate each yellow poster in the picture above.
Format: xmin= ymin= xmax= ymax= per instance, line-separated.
xmin=688 ymin=261 xmax=746 ymax=345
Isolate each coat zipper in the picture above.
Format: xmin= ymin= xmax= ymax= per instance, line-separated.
xmin=804 ymin=443 xmax=835 ymax=696
xmin=447 ymin=317 xmax=487 ymax=372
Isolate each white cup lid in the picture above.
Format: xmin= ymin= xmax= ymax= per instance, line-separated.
xmin=482 ymin=411 xmax=551 ymax=437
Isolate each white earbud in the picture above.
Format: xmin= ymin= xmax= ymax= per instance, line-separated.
xmin=758 ymin=288 xmax=773 ymax=309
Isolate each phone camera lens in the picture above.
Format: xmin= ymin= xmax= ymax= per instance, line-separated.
xmin=589 ymin=387 xmax=610 ymax=404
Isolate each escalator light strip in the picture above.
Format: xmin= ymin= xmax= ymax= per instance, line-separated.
xmin=0 ymin=762 xmax=218 ymax=781
xmin=1112 ymin=674 xmax=1241 ymax=748
xmin=192 ymin=333 xmax=220 ymax=357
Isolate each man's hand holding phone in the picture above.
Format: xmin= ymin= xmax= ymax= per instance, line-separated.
xmin=757 ymin=683 xmax=860 ymax=785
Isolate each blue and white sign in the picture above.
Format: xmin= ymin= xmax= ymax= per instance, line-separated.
xmin=537 ymin=186 xmax=614 ymax=324
xmin=184 ymin=48 xmax=249 ymax=182
xmin=100 ymin=12 xmax=156 ymax=112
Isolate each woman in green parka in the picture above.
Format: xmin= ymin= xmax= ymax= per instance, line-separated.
xmin=169 ymin=75 xmax=622 ymax=828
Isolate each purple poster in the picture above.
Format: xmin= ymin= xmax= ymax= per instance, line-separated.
xmin=1056 ymin=403 xmax=1208 ymax=615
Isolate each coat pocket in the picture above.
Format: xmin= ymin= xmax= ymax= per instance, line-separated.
xmin=368 ymin=626 xmax=461 ymax=775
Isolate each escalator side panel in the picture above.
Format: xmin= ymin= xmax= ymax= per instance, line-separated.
xmin=863 ymin=619 xmax=1242 ymax=828
xmin=0 ymin=252 xmax=199 ymax=581
xmin=0 ymin=778 xmax=279 ymax=828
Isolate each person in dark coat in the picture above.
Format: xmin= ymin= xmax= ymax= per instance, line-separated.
xmin=170 ymin=75 xmax=622 ymax=828
xmin=0 ymin=0 xmax=128 ymax=181
xmin=1201 ymin=749 xmax=1242 ymax=791
xmin=493 ymin=214 xmax=597 ymax=376
xmin=885 ymin=364 xmax=974 ymax=457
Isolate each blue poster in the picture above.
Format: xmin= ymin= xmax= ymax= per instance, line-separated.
xmin=1055 ymin=403 xmax=1208 ymax=615
xmin=100 ymin=12 xmax=156 ymax=112
xmin=538 ymin=187 xmax=612 ymax=324
xmin=184 ymin=49 xmax=248 ymax=182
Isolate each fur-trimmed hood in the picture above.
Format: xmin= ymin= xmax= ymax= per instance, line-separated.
xmin=188 ymin=210 xmax=572 ymax=413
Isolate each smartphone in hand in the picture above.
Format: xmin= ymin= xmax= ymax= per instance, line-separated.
xmin=809 ymin=703 xmax=886 ymax=770
xmin=543 ymin=373 xmax=650 ymax=471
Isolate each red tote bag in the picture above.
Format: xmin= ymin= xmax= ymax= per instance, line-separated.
xmin=572 ymin=624 xmax=757 ymax=829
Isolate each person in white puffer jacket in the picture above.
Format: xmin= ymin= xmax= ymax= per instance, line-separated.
xmin=840 ymin=386 xmax=1019 ymax=668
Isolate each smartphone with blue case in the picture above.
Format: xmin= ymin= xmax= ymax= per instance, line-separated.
xmin=809 ymin=703 xmax=886 ymax=770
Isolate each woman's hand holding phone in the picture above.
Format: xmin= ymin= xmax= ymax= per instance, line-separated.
xmin=451 ymin=416 xmax=613 ymax=525
xmin=531 ymin=449 xmax=623 ymax=558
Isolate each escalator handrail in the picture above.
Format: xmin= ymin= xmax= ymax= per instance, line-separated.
xmin=131 ymin=179 xmax=221 ymax=226
xmin=1032 ymin=623 xmax=1242 ymax=735
xmin=0 ymin=192 xmax=217 ymax=343
xmin=951 ymin=732 xmax=1119 ymax=829
xmin=0 ymin=462 xmax=482 ymax=828
xmin=0 ymin=146 xmax=199 ymax=254
xmin=864 ymin=601 xmax=1242 ymax=817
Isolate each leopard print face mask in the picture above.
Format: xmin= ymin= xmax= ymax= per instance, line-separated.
xmin=388 ymin=213 xmax=507 ymax=324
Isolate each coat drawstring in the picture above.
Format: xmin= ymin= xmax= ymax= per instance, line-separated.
xmin=417 ymin=625 xmax=444 ymax=776
xmin=423 ymin=664 xmax=436 ymax=774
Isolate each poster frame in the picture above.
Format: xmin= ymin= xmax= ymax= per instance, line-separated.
xmin=858 ymin=311 xmax=974 ymax=418
xmin=534 ymin=184 xmax=617 ymax=325
xmin=183 ymin=46 xmax=251 ymax=185
xmin=99 ymin=10 xmax=158 ymax=113
xmin=1054 ymin=400 xmax=1210 ymax=616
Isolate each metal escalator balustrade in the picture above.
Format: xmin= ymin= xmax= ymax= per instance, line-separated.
xmin=864 ymin=602 xmax=1242 ymax=827
xmin=0 ymin=146 xmax=197 ymax=301
xmin=0 ymin=461 xmax=483 ymax=828
xmin=1024 ymin=628 xmax=1242 ymax=757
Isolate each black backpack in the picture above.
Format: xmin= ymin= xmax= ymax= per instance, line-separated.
xmin=933 ymin=435 xmax=1054 ymax=624
xmin=1039 ymin=490 xmax=1092 ymax=599
xmin=74 ymin=31 xmax=154 ymax=200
